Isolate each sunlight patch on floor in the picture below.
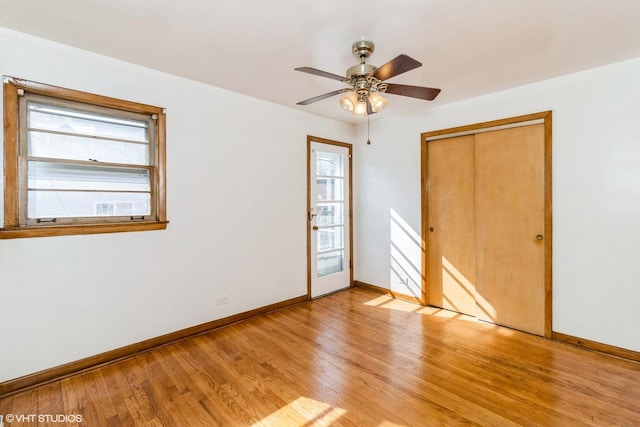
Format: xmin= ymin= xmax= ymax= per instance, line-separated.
xmin=362 ymin=293 xmax=521 ymax=339
xmin=250 ymin=395 xmax=412 ymax=426
xmin=363 ymin=294 xmax=477 ymax=322
xmin=252 ymin=396 xmax=346 ymax=426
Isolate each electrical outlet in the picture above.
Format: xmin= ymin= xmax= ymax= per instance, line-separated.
xmin=215 ymin=295 xmax=229 ymax=306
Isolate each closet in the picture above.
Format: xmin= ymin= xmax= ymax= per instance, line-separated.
xmin=422 ymin=113 xmax=551 ymax=337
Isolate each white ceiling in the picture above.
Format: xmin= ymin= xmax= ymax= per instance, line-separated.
xmin=2 ymin=0 xmax=640 ymax=124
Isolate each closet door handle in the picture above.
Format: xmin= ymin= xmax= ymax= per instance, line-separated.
xmin=536 ymin=235 xmax=543 ymax=241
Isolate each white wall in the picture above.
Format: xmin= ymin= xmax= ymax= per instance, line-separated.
xmin=354 ymin=57 xmax=640 ymax=352
xmin=0 ymin=27 xmax=355 ymax=382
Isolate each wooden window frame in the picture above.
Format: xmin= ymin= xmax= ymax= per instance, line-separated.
xmin=1 ymin=76 xmax=168 ymax=239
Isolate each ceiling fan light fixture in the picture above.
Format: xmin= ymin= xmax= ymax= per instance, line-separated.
xmin=339 ymin=91 xmax=358 ymax=112
xmin=368 ymin=91 xmax=388 ymax=113
xmin=352 ymin=99 xmax=368 ymax=117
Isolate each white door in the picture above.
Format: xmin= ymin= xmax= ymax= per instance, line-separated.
xmin=309 ymin=139 xmax=351 ymax=298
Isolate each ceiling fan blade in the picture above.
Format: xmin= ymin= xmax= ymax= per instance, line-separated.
xmin=373 ymin=54 xmax=422 ymax=81
xmin=384 ymin=83 xmax=441 ymax=101
xmin=297 ymin=89 xmax=344 ymax=105
xmin=295 ymin=67 xmax=345 ymax=82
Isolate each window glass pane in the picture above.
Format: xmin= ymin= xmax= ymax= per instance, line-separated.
xmin=318 ymin=251 xmax=344 ymax=277
xmin=28 ymin=161 xmax=150 ymax=192
xmin=28 ymin=191 xmax=150 ymax=218
xmin=29 ymin=131 xmax=148 ymax=165
xmin=28 ymin=102 xmax=148 ymax=143
xmin=316 ymin=151 xmax=343 ymax=177
xmin=316 ymin=178 xmax=343 ymax=201
xmin=317 ymin=203 xmax=343 ymax=226
xmin=317 ymin=226 xmax=344 ymax=252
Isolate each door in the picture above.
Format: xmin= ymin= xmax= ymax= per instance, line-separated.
xmin=308 ymin=138 xmax=352 ymax=298
xmin=475 ymin=124 xmax=545 ymax=335
xmin=427 ymin=135 xmax=477 ymax=315
xmin=423 ymin=113 xmax=551 ymax=337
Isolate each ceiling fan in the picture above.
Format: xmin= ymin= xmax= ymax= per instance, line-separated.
xmin=295 ymin=40 xmax=441 ymax=117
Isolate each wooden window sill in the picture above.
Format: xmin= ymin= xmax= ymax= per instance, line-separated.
xmin=0 ymin=221 xmax=169 ymax=239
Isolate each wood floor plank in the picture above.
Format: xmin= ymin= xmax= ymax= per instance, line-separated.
xmin=82 ymin=369 xmax=118 ymax=422
xmin=0 ymin=394 xmax=14 ymax=425
xmin=37 ymin=381 xmax=64 ymax=416
xmin=99 ymin=363 xmax=136 ymax=426
xmin=182 ymin=340 xmax=262 ymax=425
xmin=134 ymin=353 xmax=181 ymax=427
xmin=60 ymin=374 xmax=94 ymax=426
xmin=121 ymin=355 xmax=177 ymax=427
xmin=1 ymin=287 xmax=640 ymax=426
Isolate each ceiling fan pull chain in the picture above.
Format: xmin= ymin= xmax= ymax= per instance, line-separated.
xmin=367 ymin=114 xmax=371 ymax=145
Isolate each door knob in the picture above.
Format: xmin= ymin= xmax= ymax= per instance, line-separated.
xmin=313 ymin=226 xmax=319 ymax=231
xmin=536 ymin=235 xmax=543 ymax=240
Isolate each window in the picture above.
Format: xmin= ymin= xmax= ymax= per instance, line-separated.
xmin=1 ymin=76 xmax=167 ymax=238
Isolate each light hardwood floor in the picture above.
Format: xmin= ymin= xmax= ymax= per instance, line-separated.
xmin=2 ymin=287 xmax=640 ymax=426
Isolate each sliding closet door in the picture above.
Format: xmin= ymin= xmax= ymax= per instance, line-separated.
xmin=474 ymin=124 xmax=545 ymax=335
xmin=427 ymin=136 xmax=476 ymax=315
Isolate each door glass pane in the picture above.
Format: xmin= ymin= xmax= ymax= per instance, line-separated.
xmin=314 ymin=148 xmax=347 ymax=279
xmin=316 ymin=151 xmax=343 ymax=177
xmin=317 ymin=226 xmax=344 ymax=252
xmin=318 ymin=250 xmax=344 ymax=277
xmin=317 ymin=203 xmax=343 ymax=226
xmin=316 ymin=178 xmax=343 ymax=201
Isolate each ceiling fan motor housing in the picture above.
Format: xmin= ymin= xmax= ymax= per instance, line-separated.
xmin=347 ymin=40 xmax=377 ymax=79
xmin=347 ymin=63 xmax=376 ymax=79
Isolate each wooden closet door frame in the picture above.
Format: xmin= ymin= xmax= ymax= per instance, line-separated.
xmin=420 ymin=111 xmax=553 ymax=338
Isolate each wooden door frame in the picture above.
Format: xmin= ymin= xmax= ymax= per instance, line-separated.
xmin=420 ymin=111 xmax=553 ymax=337
xmin=307 ymin=135 xmax=354 ymax=299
